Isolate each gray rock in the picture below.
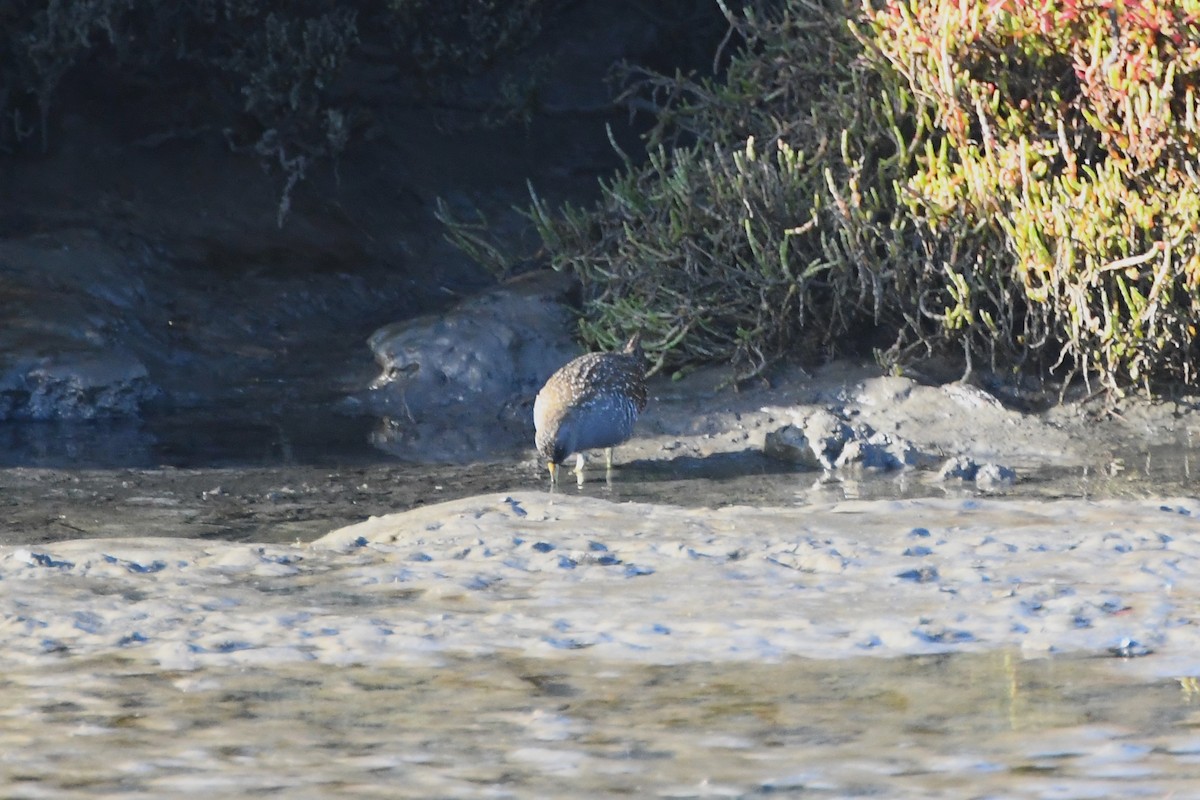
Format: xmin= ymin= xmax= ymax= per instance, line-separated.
xmin=762 ymin=424 xmax=822 ymax=469
xmin=975 ymin=462 xmax=1017 ymax=490
xmin=835 ymin=430 xmax=930 ymax=471
xmin=836 ymin=438 xmax=901 ymax=470
xmin=763 ymin=409 xmax=931 ymax=472
xmin=0 ymin=231 xmax=163 ymax=420
xmin=937 ymin=455 xmax=981 ymax=481
xmin=937 ymin=456 xmax=1017 ymax=489
xmin=365 ymin=271 xmax=580 ymax=420
xmin=885 ymin=435 xmax=934 ymax=468
xmin=0 ymin=351 xmax=157 ymax=420
xmin=802 ymin=410 xmax=854 ymax=468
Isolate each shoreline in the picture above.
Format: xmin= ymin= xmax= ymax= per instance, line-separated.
xmin=3 ymin=490 xmax=1198 ymax=671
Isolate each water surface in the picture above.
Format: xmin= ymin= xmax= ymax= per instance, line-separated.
xmin=3 ymin=413 xmax=1199 ymax=798
xmin=4 ymin=652 xmax=1199 ymax=798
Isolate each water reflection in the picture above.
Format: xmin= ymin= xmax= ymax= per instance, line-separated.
xmin=4 ymin=651 xmax=1200 ymax=797
xmin=0 ymin=419 xmax=155 ymax=468
xmin=1 ymin=403 xmax=1197 ymax=509
xmin=572 ymin=441 xmax=1200 ymax=509
xmin=2 ymin=439 xmax=1198 ymax=549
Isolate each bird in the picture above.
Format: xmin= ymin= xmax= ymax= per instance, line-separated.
xmin=533 ymin=334 xmax=647 ymax=484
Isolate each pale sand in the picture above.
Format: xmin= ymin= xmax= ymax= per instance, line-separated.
xmin=4 ymin=491 xmax=1198 ymax=676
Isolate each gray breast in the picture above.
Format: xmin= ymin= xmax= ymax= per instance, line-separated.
xmin=559 ymin=391 xmax=639 ymax=453
xmin=533 ymin=339 xmax=647 ymax=463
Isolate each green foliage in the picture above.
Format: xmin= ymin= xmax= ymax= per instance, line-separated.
xmin=0 ymin=0 xmax=552 ymax=224
xmin=858 ymin=0 xmax=1200 ymax=391
xmin=226 ymin=6 xmax=361 ymax=226
xmin=521 ymin=0 xmax=1200 ymax=392
xmin=530 ymin=0 xmax=900 ymax=379
xmin=385 ymin=0 xmax=549 ymax=77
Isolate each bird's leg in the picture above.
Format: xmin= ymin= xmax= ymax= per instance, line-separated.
xmin=573 ymin=453 xmax=587 ymax=486
xmin=604 ymin=447 xmax=615 ymax=470
xmin=547 ymin=461 xmax=559 ymax=486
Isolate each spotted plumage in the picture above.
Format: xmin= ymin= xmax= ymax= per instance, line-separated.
xmin=534 ymin=335 xmax=647 ymax=483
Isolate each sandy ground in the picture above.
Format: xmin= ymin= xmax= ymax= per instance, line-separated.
xmin=2 ymin=359 xmax=1200 ymax=672
xmin=3 ymin=488 xmax=1199 ymax=674
xmin=632 ymin=358 xmax=1199 ymax=473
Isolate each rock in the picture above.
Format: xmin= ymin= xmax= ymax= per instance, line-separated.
xmin=0 ymin=231 xmax=162 ymax=420
xmin=802 ymin=410 xmax=854 ymax=468
xmin=836 ymin=438 xmax=903 ymax=470
xmin=938 ymin=455 xmax=981 ymax=481
xmin=764 ymin=410 xmax=931 ymax=472
xmin=762 ymin=424 xmax=822 ymax=469
xmin=852 ymin=374 xmax=916 ymax=406
xmin=364 ymin=271 xmax=580 ymax=420
xmin=835 ymin=424 xmax=929 ymax=470
xmin=884 ymin=435 xmax=933 ymax=468
xmin=937 ymin=456 xmax=1017 ymax=489
xmin=975 ymin=462 xmax=1017 ymax=490
xmin=0 ymin=351 xmax=157 ymax=420
xmin=841 ymin=373 xmax=1087 ymax=467
xmin=942 ymin=381 xmax=1007 ymax=411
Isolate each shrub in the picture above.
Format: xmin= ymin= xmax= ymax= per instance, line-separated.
xmin=857 ymin=0 xmax=1200 ymax=391
xmin=385 ymin=0 xmax=549 ymax=79
xmin=527 ymin=0 xmax=902 ymax=380
xmin=521 ymin=0 xmax=1200 ymax=392
xmin=3 ymin=2 xmax=359 ymax=169
xmin=0 ymin=0 xmax=553 ymax=224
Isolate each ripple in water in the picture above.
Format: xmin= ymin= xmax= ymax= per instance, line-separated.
xmin=4 ymin=652 xmax=1200 ymax=797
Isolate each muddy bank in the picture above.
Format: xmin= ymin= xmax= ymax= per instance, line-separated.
xmin=6 ymin=491 xmax=1200 ymax=670
xmin=3 ymin=352 xmax=1200 ymax=547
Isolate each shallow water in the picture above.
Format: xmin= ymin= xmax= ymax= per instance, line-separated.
xmin=4 ymin=487 xmax=1200 ymax=796
xmin=5 ymin=651 xmax=1200 ymax=798
xmin=2 ymin=411 xmax=1197 ymax=547
xmin=4 ymin=415 xmax=1200 ymax=798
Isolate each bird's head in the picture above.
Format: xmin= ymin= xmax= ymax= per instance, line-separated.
xmin=534 ymin=428 xmax=567 ymax=465
xmin=536 ymin=437 xmax=569 ymax=484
